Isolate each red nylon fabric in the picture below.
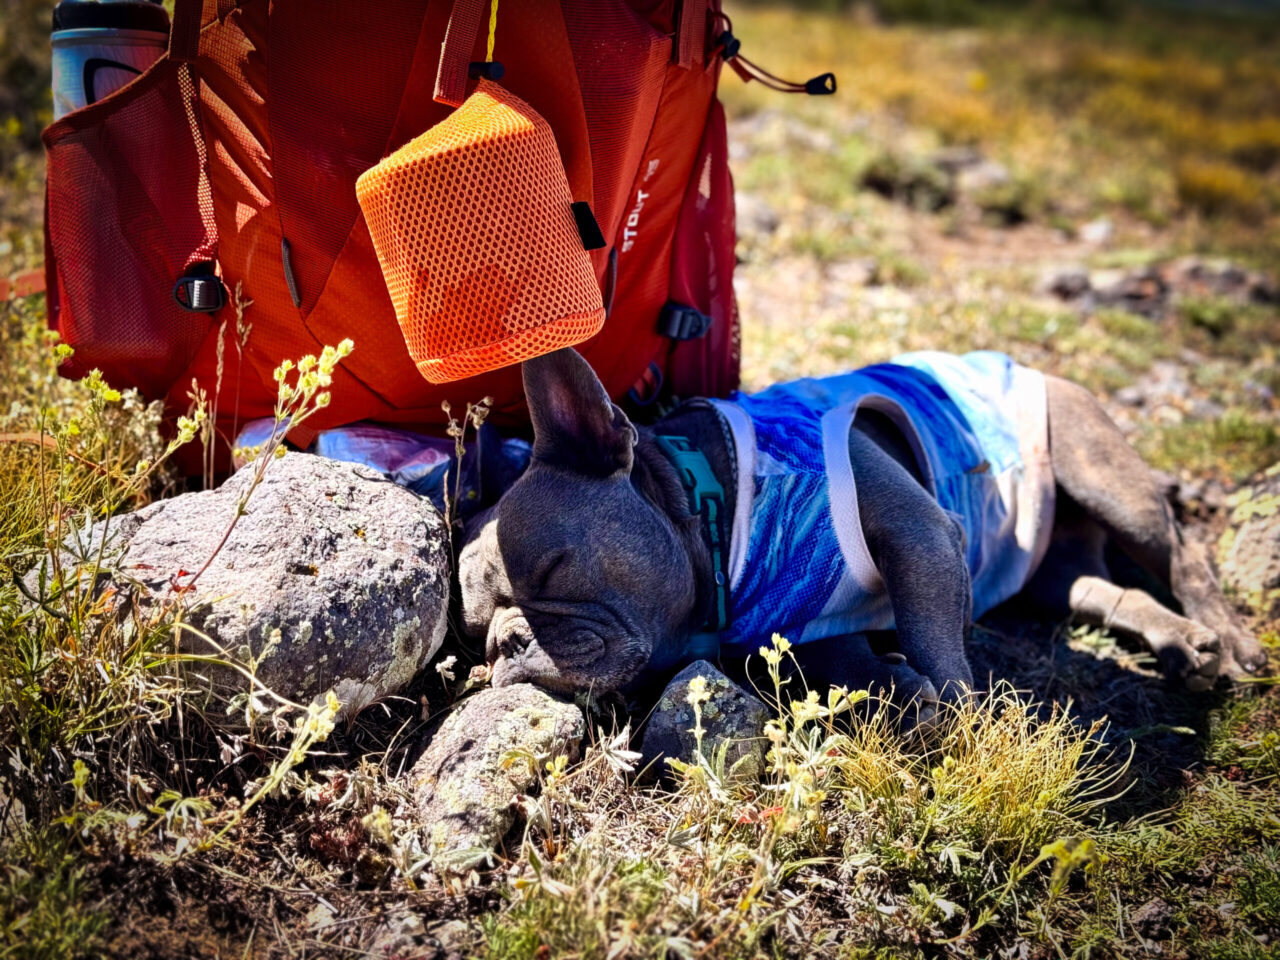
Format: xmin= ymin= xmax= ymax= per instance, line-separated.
xmin=43 ymin=55 xmax=217 ymax=398
xmin=43 ymin=0 xmax=739 ymax=446
xmin=668 ymin=97 xmax=740 ymax=399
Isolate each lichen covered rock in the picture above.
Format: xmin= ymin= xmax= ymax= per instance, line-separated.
xmin=640 ymin=660 xmax=771 ymax=781
xmin=1219 ymin=462 xmax=1280 ymax=619
xmin=49 ymin=452 xmax=450 ymax=710
xmin=409 ymin=684 xmax=585 ymax=873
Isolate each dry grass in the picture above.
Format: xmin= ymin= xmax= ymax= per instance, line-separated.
xmin=479 ymin=648 xmax=1129 ymax=959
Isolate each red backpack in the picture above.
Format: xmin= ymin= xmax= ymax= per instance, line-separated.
xmin=43 ymin=0 xmax=824 ymax=446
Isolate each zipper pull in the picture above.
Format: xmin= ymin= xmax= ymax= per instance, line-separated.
xmin=713 ymin=16 xmax=836 ymax=96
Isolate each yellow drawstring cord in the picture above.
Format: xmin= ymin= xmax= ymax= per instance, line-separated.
xmin=485 ymin=0 xmax=499 ymax=63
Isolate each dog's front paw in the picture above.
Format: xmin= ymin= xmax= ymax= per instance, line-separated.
xmin=877 ymin=652 xmax=941 ymax=734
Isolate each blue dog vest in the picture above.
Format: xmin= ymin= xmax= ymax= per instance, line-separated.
xmin=706 ymin=351 xmax=1054 ymax=651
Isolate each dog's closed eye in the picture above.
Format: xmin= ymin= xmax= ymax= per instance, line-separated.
xmin=529 ymin=549 xmax=569 ymax=595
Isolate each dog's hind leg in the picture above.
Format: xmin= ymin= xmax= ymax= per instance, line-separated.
xmin=1025 ymin=499 xmax=1220 ymax=688
xmin=1067 ymin=576 xmax=1222 ymax=690
xmin=1025 ymin=491 xmax=1221 ymax=689
xmin=1043 ymin=375 xmax=1265 ymax=681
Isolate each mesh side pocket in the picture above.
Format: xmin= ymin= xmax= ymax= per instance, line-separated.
xmin=44 ymin=57 xmax=218 ymax=398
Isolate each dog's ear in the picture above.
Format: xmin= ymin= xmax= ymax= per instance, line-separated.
xmin=524 ymin=348 xmax=636 ymax=476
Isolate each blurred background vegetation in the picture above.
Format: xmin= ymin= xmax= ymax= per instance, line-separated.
xmin=709 ymin=0 xmax=1280 ymax=483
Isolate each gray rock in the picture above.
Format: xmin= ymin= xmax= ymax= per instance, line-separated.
xmin=366 ymin=913 xmax=472 ymax=960
xmin=429 ymin=919 xmax=474 ymax=959
xmin=955 ymin=159 xmax=1011 ymax=197
xmin=1130 ymin=896 xmax=1174 ymax=939
xmin=781 ymin=117 xmax=835 ymax=154
xmin=1245 ymin=378 xmax=1277 ymax=406
xmin=861 ymin=151 xmax=954 ymax=212
xmin=366 ymin=909 xmax=431 ymax=959
xmin=1114 ymin=385 xmax=1145 ymax=408
xmin=1220 ymin=465 xmax=1280 ymax=620
xmin=1078 ymin=216 xmax=1114 ymax=246
xmin=735 ymin=191 xmax=780 ymax=238
xmin=640 ymin=660 xmax=770 ymax=781
xmin=1093 ymin=266 xmax=1169 ymax=318
xmin=409 ymin=684 xmax=585 ymax=873
xmin=1189 ymin=398 xmax=1227 ymax=421
xmin=1118 ymin=361 xmax=1191 ymax=411
xmin=828 ymin=257 xmax=878 ymax=288
xmin=929 ymin=147 xmax=1013 ymax=209
xmin=48 ymin=452 xmax=450 ymax=710
xmin=726 ymin=110 xmax=832 ymax=159
xmin=1173 ymin=256 xmax=1277 ymax=303
xmin=931 ymin=145 xmax=984 ymax=174
xmin=304 ymin=901 xmax=337 ymax=933
xmin=1041 ymin=265 xmax=1092 ymax=300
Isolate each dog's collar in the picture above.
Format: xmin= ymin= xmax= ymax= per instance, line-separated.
xmin=653 ymin=433 xmax=729 ymax=660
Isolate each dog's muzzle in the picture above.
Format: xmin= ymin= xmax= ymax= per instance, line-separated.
xmin=486 ymin=608 xmax=607 ymax=689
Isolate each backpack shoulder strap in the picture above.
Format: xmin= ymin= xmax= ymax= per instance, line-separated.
xmin=170 ymin=0 xmax=204 ymax=63
xmin=676 ymin=0 xmax=708 ymax=70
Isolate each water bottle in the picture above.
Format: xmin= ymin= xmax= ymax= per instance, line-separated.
xmin=51 ymin=0 xmax=170 ymax=121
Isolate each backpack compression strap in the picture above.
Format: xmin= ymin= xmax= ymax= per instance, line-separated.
xmin=434 ymin=0 xmax=488 ymax=107
xmin=676 ymin=0 xmax=708 ymax=70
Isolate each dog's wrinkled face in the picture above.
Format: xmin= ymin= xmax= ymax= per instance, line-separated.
xmin=459 ymin=349 xmax=697 ymax=694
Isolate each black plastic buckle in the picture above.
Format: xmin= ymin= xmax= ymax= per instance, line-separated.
xmin=603 ymin=247 xmax=618 ymax=319
xmin=172 ymin=271 xmax=226 ymax=313
xmin=659 ymin=302 xmax=712 ymax=341
xmin=571 ymin=201 xmax=607 ymax=251
xmin=468 ymin=61 xmax=505 ymax=81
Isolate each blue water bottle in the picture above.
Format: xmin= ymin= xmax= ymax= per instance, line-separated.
xmin=51 ymin=0 xmax=170 ymax=121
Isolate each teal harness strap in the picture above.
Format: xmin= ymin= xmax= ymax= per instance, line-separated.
xmin=653 ymin=434 xmax=730 ymax=662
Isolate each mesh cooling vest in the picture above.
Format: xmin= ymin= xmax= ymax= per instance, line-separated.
xmin=707 ymin=351 xmax=1055 ymax=650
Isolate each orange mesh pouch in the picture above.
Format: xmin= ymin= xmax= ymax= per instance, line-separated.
xmin=356 ymin=79 xmax=605 ymax=384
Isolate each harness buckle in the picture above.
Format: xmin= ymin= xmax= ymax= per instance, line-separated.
xmin=654 ymin=434 xmax=723 ymax=514
xmin=654 ymin=433 xmax=730 ymax=636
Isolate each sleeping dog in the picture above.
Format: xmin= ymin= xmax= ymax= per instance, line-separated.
xmin=459 ymin=348 xmax=1265 ymax=706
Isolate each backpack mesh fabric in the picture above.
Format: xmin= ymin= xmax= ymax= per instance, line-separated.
xmin=43 ymin=0 xmax=738 ymax=452
xmin=356 ymin=80 xmax=605 ymax=384
xmin=42 ymin=55 xmax=216 ymax=398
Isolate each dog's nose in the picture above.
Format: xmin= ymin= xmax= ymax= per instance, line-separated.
xmin=497 ymin=631 xmax=531 ymax=658
xmin=489 ymin=608 xmax=534 ymax=660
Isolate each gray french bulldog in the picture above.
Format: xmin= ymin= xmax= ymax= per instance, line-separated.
xmin=459 ymin=347 xmax=1265 ymax=706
